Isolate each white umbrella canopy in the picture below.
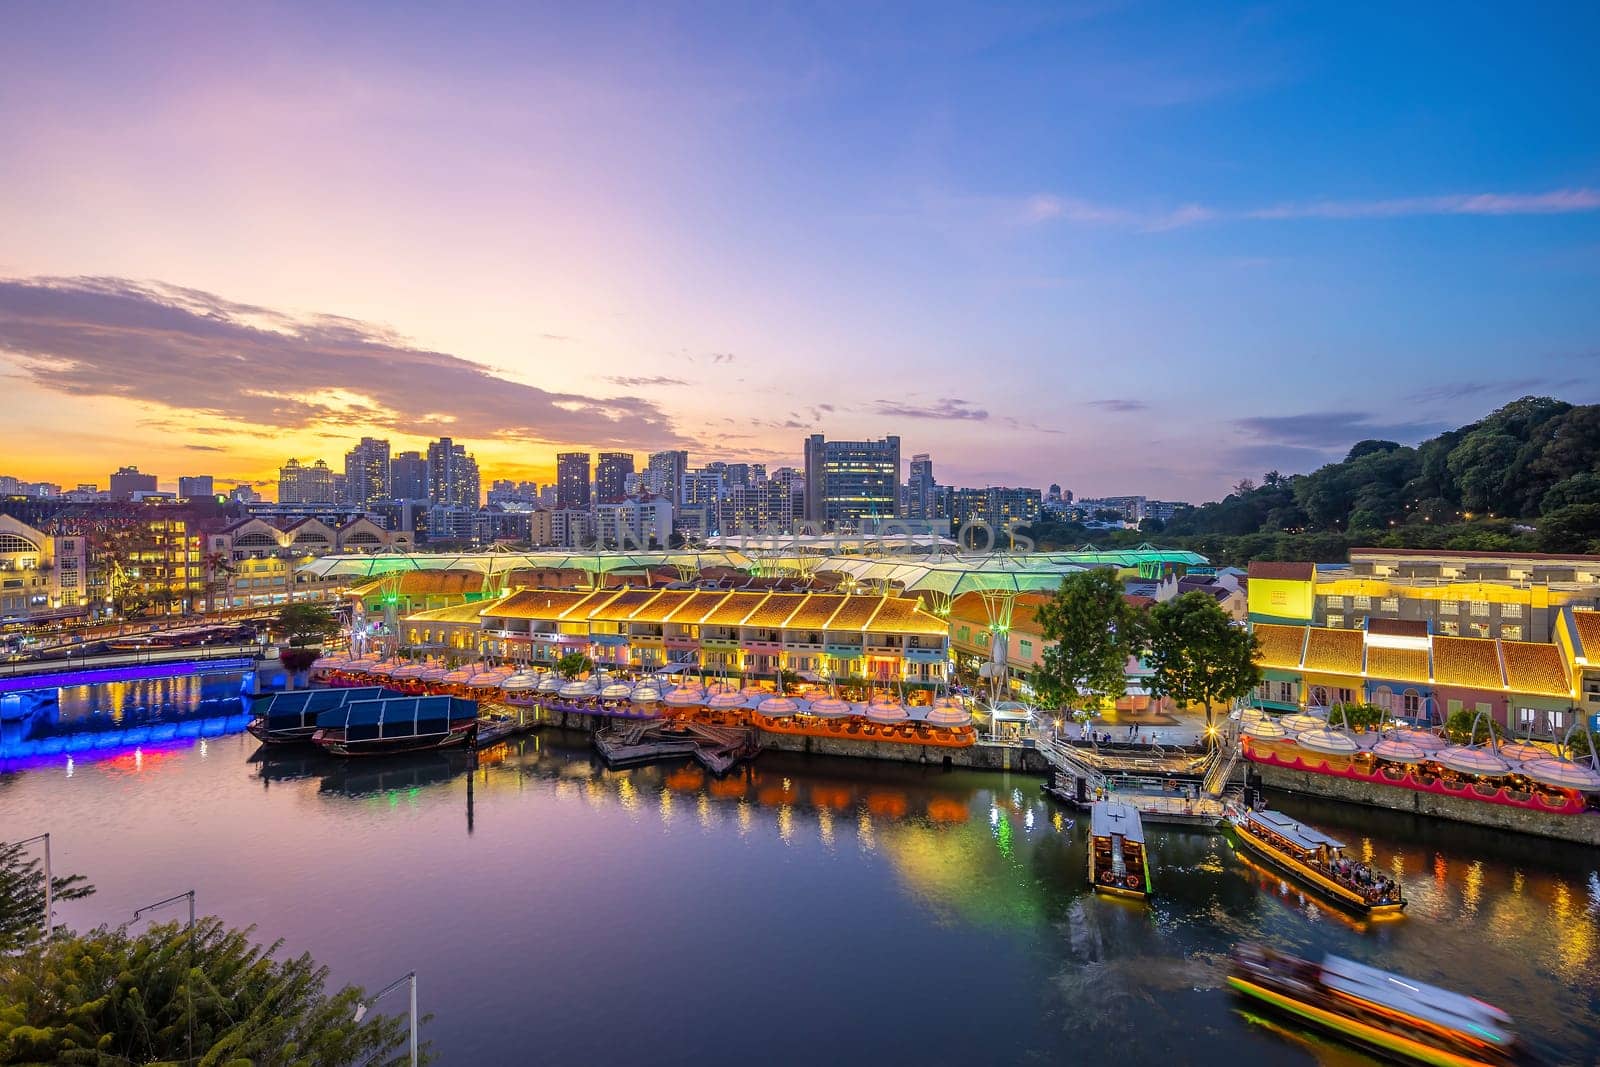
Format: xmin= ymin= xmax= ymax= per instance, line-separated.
xmin=706 ymin=691 xmax=749 ymax=709
xmin=866 ymin=701 xmax=910 ymax=724
xmin=1370 ymin=738 xmax=1430 ymax=764
xmin=1294 ymin=727 xmax=1361 ymax=755
xmin=630 ymin=686 xmax=662 ymax=704
xmin=501 ymin=673 xmax=540 ymax=691
xmin=600 ymin=682 xmax=634 ymax=700
xmin=925 ymin=705 xmax=973 ymax=727
xmin=1387 ymin=727 xmax=1446 ymax=752
xmin=536 ymin=674 xmax=563 ymax=693
xmin=365 ymin=661 xmax=402 ymax=677
xmin=419 ymin=666 xmax=450 ymax=682
xmin=559 ymin=679 xmax=598 ymax=699
xmin=390 ymin=663 xmax=425 ymax=679
xmin=1280 ymin=712 xmax=1327 ymax=734
xmin=1432 ymin=746 xmax=1512 ymax=776
xmin=756 ymin=696 xmax=803 ymax=719
xmin=1519 ymin=757 xmax=1600 ymax=791
xmin=806 ymin=697 xmax=853 ymax=719
xmin=1242 ymin=719 xmax=1288 ymax=740
xmin=1496 ymin=741 xmax=1549 ymax=763
xmin=663 ymin=687 xmax=705 ymax=707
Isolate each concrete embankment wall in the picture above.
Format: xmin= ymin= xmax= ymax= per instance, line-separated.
xmin=514 ymin=705 xmax=1051 ymax=774
xmin=1253 ymin=764 xmax=1600 ymax=846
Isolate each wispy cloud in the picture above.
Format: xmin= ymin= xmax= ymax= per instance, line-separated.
xmin=1085 ymin=398 xmax=1150 ymax=413
xmin=1006 ymin=187 xmax=1600 ymax=232
xmin=605 ymin=375 xmax=689 ymax=388
xmin=872 ymin=397 xmax=989 ymax=421
xmin=0 ymin=276 xmax=690 ymax=449
xmin=1249 ymin=189 xmax=1600 ymax=220
xmin=1234 ymin=411 xmax=1448 ymax=450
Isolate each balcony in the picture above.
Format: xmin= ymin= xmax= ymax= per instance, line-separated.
xmin=905 ymin=646 xmax=947 ymax=664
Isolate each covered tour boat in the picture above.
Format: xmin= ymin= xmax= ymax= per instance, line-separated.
xmin=1228 ymin=944 xmax=1522 ymax=1066
xmin=312 ymin=695 xmax=479 ymax=757
xmin=1087 ymin=801 xmax=1152 ymax=899
xmin=1228 ymin=808 xmax=1405 ymax=915
xmin=247 ymin=687 xmax=391 ymax=745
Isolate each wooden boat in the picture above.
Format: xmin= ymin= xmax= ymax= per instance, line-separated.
xmin=247 ymin=686 xmax=390 ymax=745
xmin=1228 ymin=808 xmax=1405 ymax=915
xmin=1228 ymin=944 xmax=1522 ymax=1066
xmin=1087 ymin=800 xmax=1152 ymax=899
xmin=312 ymin=695 xmax=478 ymax=757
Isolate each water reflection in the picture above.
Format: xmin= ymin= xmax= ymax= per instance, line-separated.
xmin=4 ymin=722 xmax=1598 ymax=1065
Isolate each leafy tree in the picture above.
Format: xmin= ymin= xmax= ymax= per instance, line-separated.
xmin=276 ymin=602 xmax=340 ymax=648
xmin=775 ymin=669 xmax=802 ymax=695
xmin=1031 ymin=570 xmax=1143 ymax=714
xmin=0 ymin=841 xmax=95 ymax=952
xmin=1328 ymin=701 xmax=1385 ymax=731
xmin=0 ymin=919 xmax=424 ymax=1065
xmin=1538 ymin=504 xmax=1600 ymax=554
xmin=1143 ymin=592 xmax=1260 ymax=734
xmin=1443 ymin=709 xmax=1503 ymax=745
xmin=556 ymin=652 xmax=593 ymax=679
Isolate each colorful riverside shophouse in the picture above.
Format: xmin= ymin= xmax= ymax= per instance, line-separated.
xmin=1250 ymin=613 xmax=1592 ymax=740
xmin=401 ymin=586 xmax=951 ymax=688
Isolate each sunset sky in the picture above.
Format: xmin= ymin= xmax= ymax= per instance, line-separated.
xmin=2 ymin=2 xmax=1597 ymax=500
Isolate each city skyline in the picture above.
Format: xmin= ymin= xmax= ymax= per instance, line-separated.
xmin=2 ymin=4 xmax=1598 ymax=498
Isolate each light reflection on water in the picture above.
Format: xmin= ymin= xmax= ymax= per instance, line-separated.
xmin=1 ymin=715 xmax=1597 ymax=1065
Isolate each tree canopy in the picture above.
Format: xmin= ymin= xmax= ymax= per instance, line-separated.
xmin=1030 ymin=570 xmax=1143 ymax=715
xmin=1143 ymin=592 xmax=1260 ymax=732
xmin=276 ymin=602 xmax=340 ymax=648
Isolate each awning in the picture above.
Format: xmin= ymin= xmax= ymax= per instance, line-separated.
xmin=1519 ymin=757 xmax=1600 ymax=791
xmin=1294 ymin=727 xmax=1361 ymax=755
xmin=1432 ymin=746 xmax=1512 ymax=776
xmin=1370 ymin=738 xmax=1428 ymax=764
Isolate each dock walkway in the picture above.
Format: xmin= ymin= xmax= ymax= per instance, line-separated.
xmin=593 ymin=719 xmax=759 ymax=774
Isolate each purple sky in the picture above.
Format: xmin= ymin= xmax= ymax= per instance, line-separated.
xmin=1 ymin=3 xmax=1597 ymax=499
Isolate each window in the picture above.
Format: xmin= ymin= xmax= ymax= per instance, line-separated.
xmin=1276 ymin=681 xmax=1294 ymax=703
xmin=1517 ymin=707 xmax=1537 ymax=729
xmin=1352 ymin=595 xmax=1371 ymax=610
xmin=1500 ymin=624 xmax=1523 ymax=641
xmin=1502 ymin=603 xmax=1522 ymax=619
xmin=1402 ymin=691 xmax=1421 ymax=715
xmin=1380 ymin=597 xmax=1399 ymax=613
xmin=1470 ymin=601 xmax=1490 ymax=617
xmin=1326 ymin=613 xmax=1344 ymax=629
xmin=1325 ymin=595 xmax=1344 ymax=610
xmin=1546 ymin=709 xmax=1569 ymax=734
xmin=1469 ymin=622 xmax=1490 ymax=638
xmin=1018 ymin=639 xmax=1034 ymax=657
xmin=1335 ymin=688 xmax=1354 ymax=705
xmin=1440 ymin=600 xmax=1458 ymax=613
xmin=1438 ymin=620 xmax=1459 ymax=636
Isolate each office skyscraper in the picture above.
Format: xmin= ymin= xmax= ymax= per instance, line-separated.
xmin=595 ymin=452 xmax=634 ymax=505
xmin=557 ymin=452 xmax=591 ymax=510
xmin=344 ymin=437 xmax=391 ymax=507
xmin=277 ymin=459 xmax=335 ymax=504
xmin=109 ymin=466 xmax=157 ymax=501
xmin=802 ymin=434 xmax=900 ymax=530
xmin=427 ymin=437 xmax=480 ymax=508
xmin=906 ymin=453 xmax=935 ymax=520
xmin=177 ymin=475 xmax=214 ymax=499
xmin=390 ymin=451 xmax=429 ymax=501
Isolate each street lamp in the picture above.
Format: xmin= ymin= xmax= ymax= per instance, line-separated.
xmin=16 ymin=832 xmax=52 ymax=941
xmin=132 ymin=889 xmax=195 ymax=1066
xmin=353 ymin=970 xmax=418 ymax=1066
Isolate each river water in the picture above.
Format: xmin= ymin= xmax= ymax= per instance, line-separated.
xmin=3 ymin=674 xmax=1599 ymax=1065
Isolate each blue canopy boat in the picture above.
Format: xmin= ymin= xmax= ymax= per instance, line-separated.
xmin=312 ymin=695 xmax=478 ymax=757
xmin=248 ymin=687 xmax=391 ymax=746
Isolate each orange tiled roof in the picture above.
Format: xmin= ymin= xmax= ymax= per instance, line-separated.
xmin=826 ymin=594 xmax=883 ymax=629
xmin=743 ymin=592 xmax=803 ymax=628
xmin=1365 ymin=646 xmax=1430 ymax=685
xmin=700 ymin=592 xmax=770 ymax=625
xmin=584 ymin=588 xmax=662 ymax=621
xmin=1302 ymin=628 xmax=1364 ymax=675
xmin=783 ymin=594 xmax=848 ymax=630
xmin=1572 ymin=610 xmax=1600 ymax=659
xmin=1431 ymin=636 xmax=1503 ymax=689
xmin=863 ymin=596 xmax=950 ymax=636
xmin=403 ymin=597 xmax=509 ymax=624
xmin=660 ymin=590 xmax=731 ymax=623
xmin=1253 ymin=624 xmax=1308 ymax=670
xmin=629 ymin=589 xmax=696 ymax=622
xmin=1004 ymin=593 xmax=1052 ymax=637
xmin=1501 ymin=641 xmax=1572 ymax=698
xmin=483 ymin=589 xmax=599 ymax=620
